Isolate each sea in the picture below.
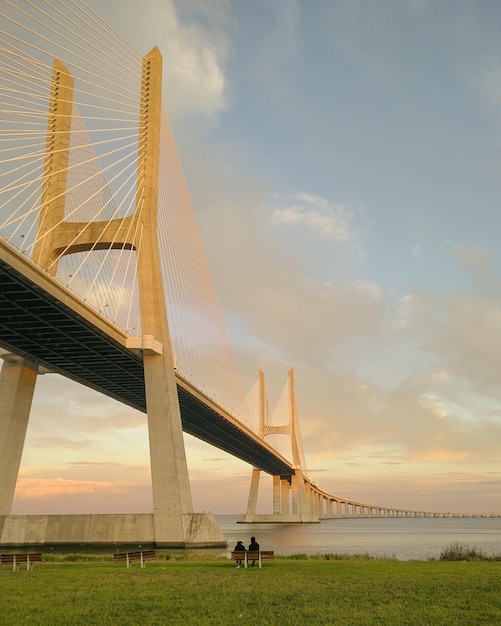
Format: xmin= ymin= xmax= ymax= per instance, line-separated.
xmin=215 ymin=515 xmax=501 ymax=561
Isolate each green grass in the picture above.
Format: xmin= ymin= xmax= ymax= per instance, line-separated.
xmin=1 ymin=556 xmax=501 ymax=625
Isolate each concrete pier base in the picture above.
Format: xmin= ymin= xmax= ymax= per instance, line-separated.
xmin=0 ymin=513 xmax=226 ymax=548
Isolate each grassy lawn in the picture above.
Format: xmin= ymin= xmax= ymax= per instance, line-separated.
xmin=1 ymin=556 xmax=501 ymax=625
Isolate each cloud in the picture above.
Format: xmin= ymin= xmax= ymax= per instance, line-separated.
xmin=161 ymin=21 xmax=228 ymax=119
xmin=12 ymin=476 xmax=153 ymax=515
xmin=408 ymin=291 xmax=501 ymax=397
xmin=63 ymin=461 xmax=124 ymax=467
xmin=89 ymin=0 xmax=229 ymax=120
xmin=418 ymin=395 xmax=448 ymax=419
xmin=32 ymin=436 xmax=96 ymax=450
xmin=271 ymin=193 xmax=361 ymax=243
xmin=15 ymin=477 xmax=131 ymax=500
xmin=78 ymin=412 xmax=146 ymax=433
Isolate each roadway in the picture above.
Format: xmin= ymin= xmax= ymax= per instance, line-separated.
xmin=0 ymin=239 xmax=294 ymax=477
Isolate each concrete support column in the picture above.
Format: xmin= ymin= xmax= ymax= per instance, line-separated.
xmin=281 ymin=479 xmax=290 ymax=515
xmin=310 ymin=486 xmax=317 ymax=517
xmin=0 ymin=356 xmax=38 ymax=515
xmin=298 ymin=472 xmax=312 ymax=517
xmin=291 ymin=474 xmax=299 ymax=515
xmin=135 ymin=48 xmax=194 ymax=545
xmin=306 ymin=484 xmax=313 ymax=512
xmin=246 ymin=469 xmax=260 ymax=517
xmin=272 ymin=475 xmax=280 ymax=514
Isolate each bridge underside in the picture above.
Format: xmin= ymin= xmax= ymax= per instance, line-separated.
xmin=0 ymin=245 xmax=293 ymax=478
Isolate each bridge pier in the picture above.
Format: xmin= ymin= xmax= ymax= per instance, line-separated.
xmin=0 ymin=355 xmax=38 ymax=516
xmin=273 ymin=476 xmax=291 ymax=515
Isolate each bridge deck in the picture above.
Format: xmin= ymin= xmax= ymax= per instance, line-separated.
xmin=0 ymin=240 xmax=293 ymax=477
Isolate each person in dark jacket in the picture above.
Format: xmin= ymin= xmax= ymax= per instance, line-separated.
xmin=234 ymin=540 xmax=246 ymax=568
xmin=248 ymin=536 xmax=260 ymax=567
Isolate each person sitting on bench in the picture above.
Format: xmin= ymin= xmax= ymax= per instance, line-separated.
xmin=248 ymin=536 xmax=260 ymax=567
xmin=233 ymin=541 xmax=246 ymax=568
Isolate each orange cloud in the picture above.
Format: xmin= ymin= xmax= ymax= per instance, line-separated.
xmin=14 ymin=477 xmax=135 ymax=500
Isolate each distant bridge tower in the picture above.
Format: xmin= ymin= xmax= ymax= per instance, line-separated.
xmin=0 ymin=50 xmax=224 ymax=547
xmin=240 ymin=369 xmax=319 ymax=523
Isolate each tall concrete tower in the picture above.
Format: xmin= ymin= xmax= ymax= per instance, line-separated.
xmin=0 ymin=50 xmax=225 ymax=548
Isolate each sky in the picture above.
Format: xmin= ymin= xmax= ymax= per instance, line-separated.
xmin=12 ymin=0 xmax=501 ymax=516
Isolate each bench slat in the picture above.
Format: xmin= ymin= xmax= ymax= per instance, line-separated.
xmin=1 ymin=553 xmax=43 ymax=570
xmin=230 ymin=550 xmax=274 ymax=568
xmin=113 ymin=550 xmax=156 ymax=568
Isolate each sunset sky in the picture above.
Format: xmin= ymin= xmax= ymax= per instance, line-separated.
xmin=12 ymin=0 xmax=501 ymax=516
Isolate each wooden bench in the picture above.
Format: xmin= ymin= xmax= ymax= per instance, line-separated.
xmin=230 ymin=550 xmax=274 ymax=568
xmin=113 ymin=550 xmax=156 ymax=568
xmin=1 ymin=553 xmax=43 ymax=571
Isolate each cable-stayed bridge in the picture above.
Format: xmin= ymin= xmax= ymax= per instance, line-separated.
xmin=0 ymin=1 xmax=488 ymax=548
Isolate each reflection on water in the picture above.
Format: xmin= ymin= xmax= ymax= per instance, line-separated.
xmin=215 ymin=515 xmax=501 ymax=561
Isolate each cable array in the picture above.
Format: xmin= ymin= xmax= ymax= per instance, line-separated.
xmin=157 ymin=107 xmax=257 ymax=431
xmin=0 ymin=0 xmax=144 ymax=331
xmin=0 ymin=0 xmax=267 ymax=438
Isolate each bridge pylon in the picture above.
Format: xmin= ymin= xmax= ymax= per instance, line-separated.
xmin=0 ymin=50 xmax=225 ymax=548
xmin=239 ymin=369 xmax=319 ymax=523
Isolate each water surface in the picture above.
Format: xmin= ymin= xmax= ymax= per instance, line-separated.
xmin=216 ymin=515 xmax=501 ymax=560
